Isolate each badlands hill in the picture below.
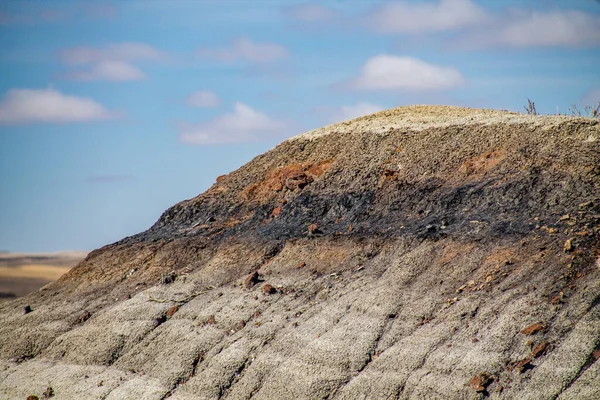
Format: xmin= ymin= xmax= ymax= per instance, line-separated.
xmin=1 ymin=105 xmax=599 ymax=399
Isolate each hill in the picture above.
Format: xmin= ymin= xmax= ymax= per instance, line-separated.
xmin=1 ymin=106 xmax=599 ymax=399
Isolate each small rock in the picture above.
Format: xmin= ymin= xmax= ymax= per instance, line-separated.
xmin=559 ymin=214 xmax=570 ymax=221
xmin=161 ymin=272 xmax=176 ymax=285
xmin=207 ymin=315 xmax=216 ymax=325
xmin=308 ymin=223 xmax=321 ymax=235
xmin=97 ymin=380 xmax=103 ymax=387
xmin=297 ymin=262 xmax=306 ymax=268
xmin=472 ymin=337 xmax=479 ymax=343
xmin=520 ymin=322 xmax=546 ymax=335
xmin=271 ymin=181 xmax=284 ymax=192
xmin=531 ymin=341 xmax=550 ymax=358
xmin=235 ymin=320 xmax=246 ymax=330
xmin=24 ymin=305 xmax=32 ymax=314
xmin=564 ymin=238 xmax=575 ymax=252
xmin=78 ymin=311 xmax=92 ymax=323
xmin=516 ymin=357 xmax=534 ymax=373
xmin=166 ymin=305 xmax=179 ymax=318
xmin=42 ymin=386 xmax=54 ymax=398
xmin=593 ymin=350 xmax=600 ymax=360
xmin=469 ymin=372 xmax=491 ymax=392
xmin=27 ymin=396 xmax=39 ymax=400
xmin=271 ymin=206 xmax=283 ymax=217
xmin=244 ymin=271 xmax=260 ymax=289
xmin=551 ymin=293 xmax=564 ymax=305
xmin=263 ymin=284 xmax=277 ymax=295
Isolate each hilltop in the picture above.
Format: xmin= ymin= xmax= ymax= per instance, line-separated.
xmin=1 ymin=106 xmax=599 ymax=399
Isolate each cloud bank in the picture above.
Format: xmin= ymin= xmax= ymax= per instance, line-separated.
xmin=368 ymin=0 xmax=488 ymax=34
xmin=200 ymin=37 xmax=289 ymax=64
xmin=0 ymin=88 xmax=115 ymax=124
xmin=179 ymin=102 xmax=286 ymax=145
xmin=60 ymin=42 xmax=164 ymax=81
xmin=349 ymin=55 xmax=465 ymax=91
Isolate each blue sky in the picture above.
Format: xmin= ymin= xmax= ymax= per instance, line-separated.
xmin=0 ymin=0 xmax=599 ymax=253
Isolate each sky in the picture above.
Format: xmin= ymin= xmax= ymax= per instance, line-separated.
xmin=0 ymin=0 xmax=599 ymax=253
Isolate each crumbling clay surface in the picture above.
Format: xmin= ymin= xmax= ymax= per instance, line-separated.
xmin=1 ymin=106 xmax=599 ymax=399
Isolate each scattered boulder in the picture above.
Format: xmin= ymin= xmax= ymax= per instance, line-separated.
xmin=263 ymin=284 xmax=277 ymax=295
xmin=166 ymin=305 xmax=179 ymax=318
xmin=531 ymin=341 xmax=550 ymax=358
xmin=161 ymin=272 xmax=176 ymax=285
xmin=271 ymin=206 xmax=283 ymax=217
xmin=42 ymin=386 xmax=54 ymax=398
xmin=520 ymin=322 xmax=546 ymax=335
xmin=469 ymin=372 xmax=491 ymax=392
xmin=551 ymin=293 xmax=564 ymax=305
xmin=244 ymin=271 xmax=260 ymax=289
xmin=515 ymin=357 xmax=534 ymax=373
xmin=308 ymin=224 xmax=321 ymax=235
xmin=78 ymin=311 xmax=92 ymax=324
xmin=284 ymin=170 xmax=312 ymax=191
xmin=23 ymin=305 xmax=32 ymax=314
xmin=564 ymin=238 xmax=575 ymax=252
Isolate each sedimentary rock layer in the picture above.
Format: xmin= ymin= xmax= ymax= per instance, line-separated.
xmin=1 ymin=106 xmax=599 ymax=399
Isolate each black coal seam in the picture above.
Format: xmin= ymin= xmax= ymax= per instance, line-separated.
xmin=130 ymin=170 xmax=588 ymax=247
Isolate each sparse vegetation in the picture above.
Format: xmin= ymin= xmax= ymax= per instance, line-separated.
xmin=524 ymin=98 xmax=537 ymax=115
xmin=569 ymin=102 xmax=600 ymax=119
xmin=525 ymin=98 xmax=600 ymax=119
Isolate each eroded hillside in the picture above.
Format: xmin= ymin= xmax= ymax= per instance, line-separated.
xmin=1 ymin=106 xmax=599 ymax=399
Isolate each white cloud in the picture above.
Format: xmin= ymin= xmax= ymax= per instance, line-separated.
xmin=200 ymin=37 xmax=289 ymax=63
xmin=0 ymin=88 xmax=115 ymax=124
xmin=60 ymin=42 xmax=164 ymax=65
xmin=349 ymin=55 xmax=465 ymax=91
xmin=178 ymin=102 xmax=286 ymax=145
xmin=469 ymin=10 xmax=600 ymax=48
xmin=187 ymin=90 xmax=220 ymax=108
xmin=59 ymin=42 xmax=164 ymax=81
xmin=330 ymin=102 xmax=385 ymax=123
xmin=368 ymin=0 xmax=488 ymax=34
xmin=67 ymin=61 xmax=146 ymax=81
xmin=285 ymin=4 xmax=335 ymax=22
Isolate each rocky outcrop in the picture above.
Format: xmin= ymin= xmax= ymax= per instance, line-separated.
xmin=1 ymin=106 xmax=599 ymax=399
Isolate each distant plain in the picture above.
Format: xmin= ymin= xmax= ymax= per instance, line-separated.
xmin=0 ymin=251 xmax=87 ymax=300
